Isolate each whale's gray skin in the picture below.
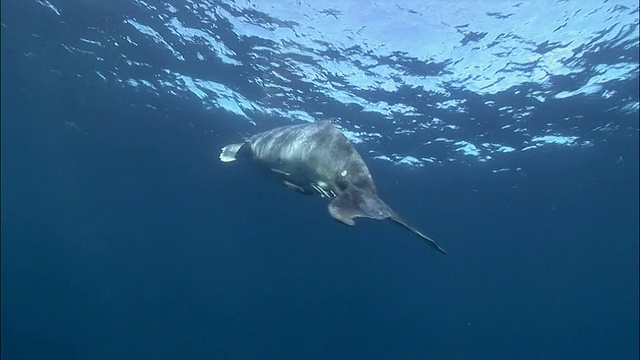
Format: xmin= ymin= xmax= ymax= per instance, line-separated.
xmin=220 ymin=120 xmax=447 ymax=254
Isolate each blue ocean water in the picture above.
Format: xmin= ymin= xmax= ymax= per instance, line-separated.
xmin=1 ymin=0 xmax=638 ymax=359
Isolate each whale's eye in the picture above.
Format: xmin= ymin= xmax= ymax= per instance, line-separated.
xmin=340 ymin=170 xmax=348 ymax=177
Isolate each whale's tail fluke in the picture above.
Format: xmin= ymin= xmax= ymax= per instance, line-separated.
xmin=219 ymin=143 xmax=245 ymax=162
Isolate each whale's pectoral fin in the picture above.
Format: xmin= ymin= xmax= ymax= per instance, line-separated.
xmin=328 ymin=188 xmax=393 ymax=226
xmin=220 ymin=143 xmax=247 ymax=162
xmin=328 ymin=188 xmax=447 ymax=254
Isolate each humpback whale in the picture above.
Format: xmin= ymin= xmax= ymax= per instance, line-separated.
xmin=220 ymin=120 xmax=447 ymax=254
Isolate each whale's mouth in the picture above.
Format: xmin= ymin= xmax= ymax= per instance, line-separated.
xmin=328 ymin=187 xmax=447 ymax=254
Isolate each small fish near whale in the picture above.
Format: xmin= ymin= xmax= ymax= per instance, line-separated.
xmin=219 ymin=120 xmax=447 ymax=254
